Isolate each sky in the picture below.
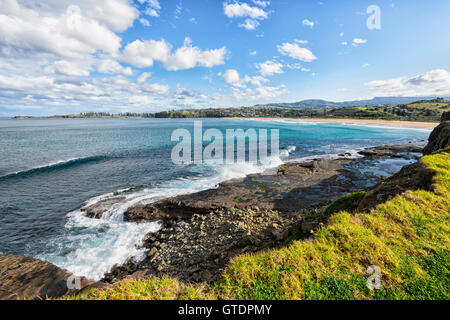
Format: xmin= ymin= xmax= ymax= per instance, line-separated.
xmin=0 ymin=0 xmax=450 ymax=116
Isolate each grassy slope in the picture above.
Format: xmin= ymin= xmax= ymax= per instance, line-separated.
xmin=73 ymin=149 xmax=449 ymax=300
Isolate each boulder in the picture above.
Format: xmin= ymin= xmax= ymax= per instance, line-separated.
xmin=423 ymin=119 xmax=450 ymax=155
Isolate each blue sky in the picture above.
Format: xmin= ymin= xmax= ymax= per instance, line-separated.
xmin=0 ymin=0 xmax=449 ymax=116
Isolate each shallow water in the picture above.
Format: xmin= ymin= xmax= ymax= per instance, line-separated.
xmin=0 ymin=118 xmax=430 ymax=280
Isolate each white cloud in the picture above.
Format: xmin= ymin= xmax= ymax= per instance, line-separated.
xmin=88 ymin=0 xmax=138 ymax=32
xmin=339 ymin=32 xmax=344 ymax=37
xmin=224 ymin=69 xmax=240 ymax=85
xmin=277 ymin=42 xmax=317 ymax=62
xmin=352 ymin=38 xmax=368 ymax=47
xmin=137 ymin=72 xmax=151 ymax=83
xmin=366 ymin=78 xmax=404 ymax=90
xmin=163 ymin=38 xmax=226 ymax=71
xmin=362 ymin=63 xmax=370 ymax=68
xmin=224 ymin=2 xmax=268 ymax=19
xmin=408 ymin=69 xmax=450 ymax=85
xmin=223 ymin=69 xmax=268 ymax=88
xmin=239 ymin=18 xmax=260 ymax=30
xmin=341 ymin=41 xmax=348 ymax=46
xmin=249 ymin=50 xmax=257 ymax=55
xmin=138 ymin=0 xmax=161 ymax=17
xmin=256 ymin=61 xmax=284 ymax=76
xmin=121 ymin=39 xmax=171 ymax=68
xmin=98 ymin=59 xmax=133 ymax=76
xmin=302 ymin=19 xmax=314 ymax=28
xmin=139 ymin=18 xmax=151 ymax=27
xmin=365 ymin=69 xmax=450 ymax=97
xmin=0 ymin=0 xmax=128 ymax=59
xmin=294 ymin=39 xmax=309 ymax=45
xmin=242 ymin=75 xmax=269 ymax=86
xmin=45 ymin=60 xmax=91 ymax=77
xmin=252 ymin=0 xmax=270 ymax=7
xmin=223 ymin=1 xmax=269 ymax=30
xmin=141 ymin=83 xmax=169 ymax=95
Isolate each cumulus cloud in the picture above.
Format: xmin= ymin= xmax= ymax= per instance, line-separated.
xmin=223 ymin=1 xmax=269 ymax=30
xmin=224 ymin=2 xmax=268 ymax=19
xmin=0 ymin=1 xmax=226 ymax=114
xmin=252 ymin=0 xmax=270 ymax=7
xmin=365 ymin=69 xmax=450 ymax=97
xmin=408 ymin=69 xmax=450 ymax=86
xmin=223 ymin=69 xmax=269 ymax=88
xmin=45 ymin=60 xmax=91 ymax=77
xmin=138 ymin=0 xmax=161 ymax=17
xmin=121 ymin=39 xmax=171 ymax=68
xmin=0 ymin=0 xmax=139 ymax=60
xmin=139 ymin=18 xmax=151 ymax=27
xmin=137 ymin=72 xmax=151 ymax=83
xmin=239 ymin=18 xmax=260 ymax=30
xmin=163 ymin=38 xmax=227 ymax=71
xmin=302 ymin=19 xmax=314 ymax=28
xmin=277 ymin=42 xmax=317 ymax=62
xmin=141 ymin=83 xmax=170 ymax=95
xmin=223 ymin=69 xmax=241 ymax=85
xmin=256 ymin=61 xmax=284 ymax=76
xmin=98 ymin=59 xmax=133 ymax=76
xmin=121 ymin=38 xmax=226 ymax=71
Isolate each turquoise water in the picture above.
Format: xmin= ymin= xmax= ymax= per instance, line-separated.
xmin=0 ymin=118 xmax=430 ymax=279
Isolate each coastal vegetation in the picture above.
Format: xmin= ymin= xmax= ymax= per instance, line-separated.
xmin=17 ymin=98 xmax=450 ymax=123
xmin=70 ymin=146 xmax=450 ymax=300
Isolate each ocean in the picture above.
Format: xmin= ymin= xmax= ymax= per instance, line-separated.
xmin=0 ymin=117 xmax=431 ymax=280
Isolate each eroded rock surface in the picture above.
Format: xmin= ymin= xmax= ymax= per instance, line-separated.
xmin=103 ymin=144 xmax=423 ymax=283
xmin=0 ymin=254 xmax=97 ymax=300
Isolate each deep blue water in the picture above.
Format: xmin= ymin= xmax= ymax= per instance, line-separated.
xmin=0 ymin=118 xmax=430 ymax=279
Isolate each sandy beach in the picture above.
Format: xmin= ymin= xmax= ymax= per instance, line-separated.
xmin=239 ymin=117 xmax=439 ymax=129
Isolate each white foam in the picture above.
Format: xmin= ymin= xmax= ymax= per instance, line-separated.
xmin=44 ymin=155 xmax=286 ymax=280
xmin=280 ymin=145 xmax=297 ymax=157
xmin=44 ymin=214 xmax=161 ymax=280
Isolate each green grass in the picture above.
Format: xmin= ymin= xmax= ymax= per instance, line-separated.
xmin=324 ymin=191 xmax=367 ymax=217
xmin=71 ymin=150 xmax=450 ymax=300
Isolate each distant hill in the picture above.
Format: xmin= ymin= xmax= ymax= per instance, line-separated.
xmin=254 ymin=97 xmax=450 ymax=109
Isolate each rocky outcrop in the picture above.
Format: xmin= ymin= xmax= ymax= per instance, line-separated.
xmin=103 ymin=145 xmax=424 ymax=283
xmin=123 ymin=159 xmax=367 ymax=223
xmin=357 ymin=145 xmax=422 ymax=158
xmin=423 ymin=113 xmax=450 ymax=155
xmin=0 ymin=254 xmax=98 ymax=300
xmin=105 ymin=206 xmax=312 ymax=283
xmin=441 ymin=111 xmax=450 ymax=122
xmin=357 ymin=160 xmax=435 ymax=212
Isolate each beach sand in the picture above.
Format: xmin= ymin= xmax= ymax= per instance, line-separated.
xmin=238 ymin=117 xmax=439 ymax=128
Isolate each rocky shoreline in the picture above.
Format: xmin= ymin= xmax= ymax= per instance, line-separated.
xmin=0 ymin=143 xmax=427 ymax=299
xmin=1 ymin=112 xmax=448 ymax=300
xmin=102 ymin=144 xmax=424 ymax=284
